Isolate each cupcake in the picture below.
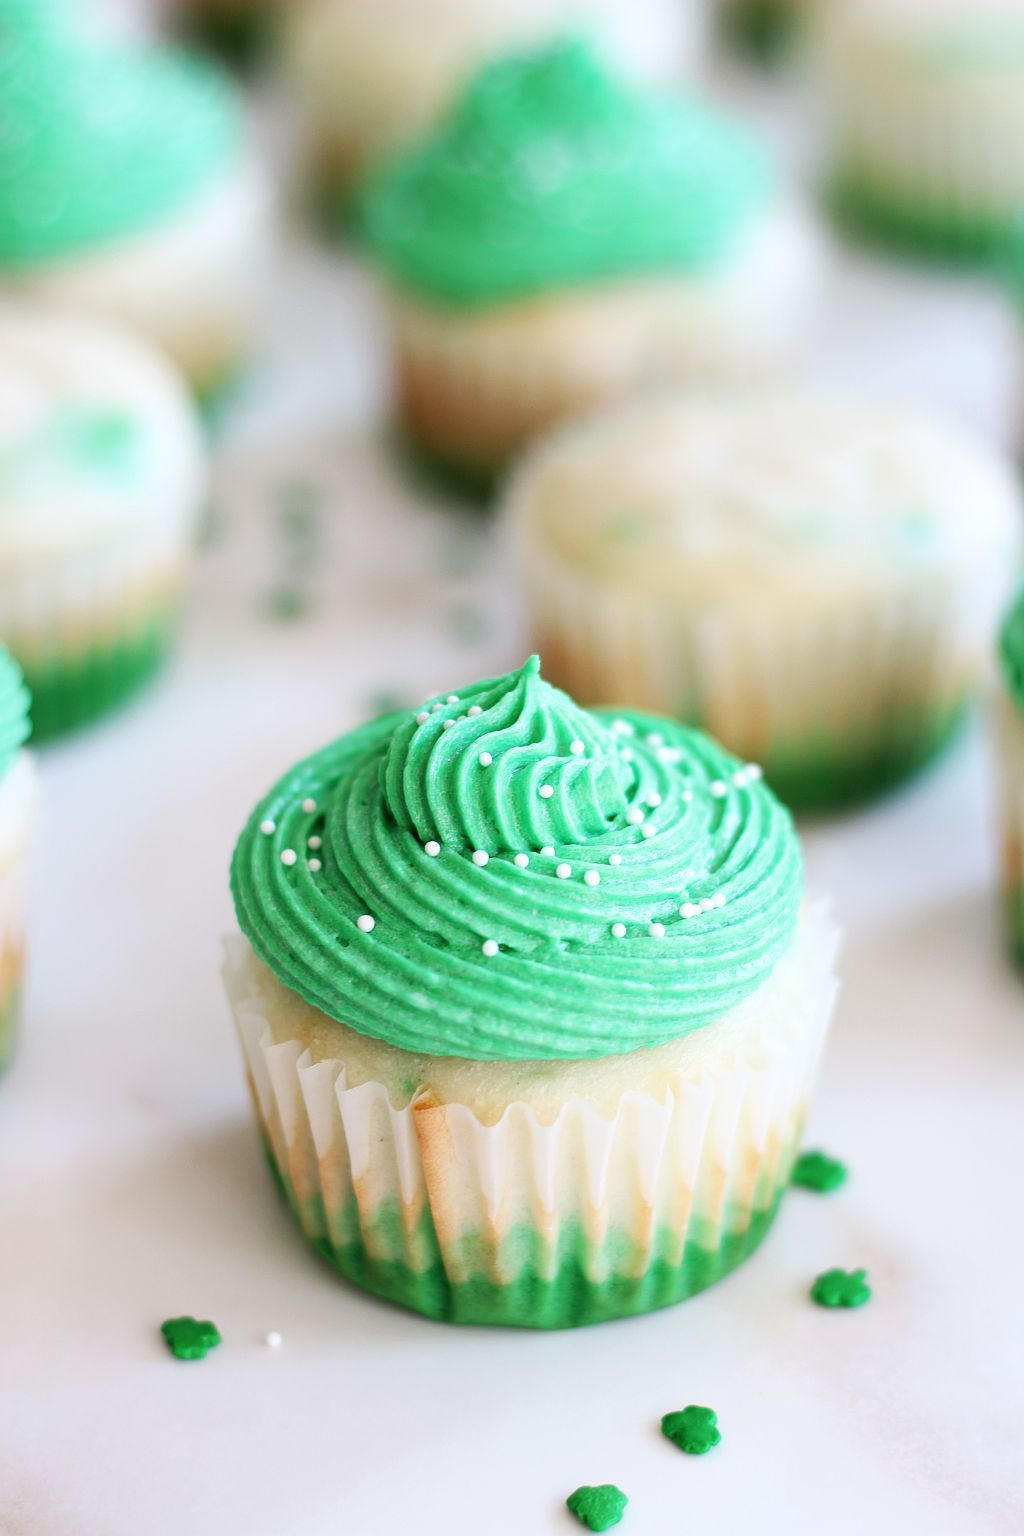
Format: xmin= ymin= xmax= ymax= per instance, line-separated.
xmin=357 ymin=38 xmax=824 ymax=481
xmin=506 ymin=392 xmax=1024 ymax=811
xmin=284 ymin=0 xmax=707 ymax=218
xmin=0 ymin=303 xmax=207 ymax=741
xmin=996 ymin=589 xmax=1024 ymax=969
xmin=225 ymin=657 xmax=838 ymax=1328
xmin=0 ymin=0 xmax=272 ymax=400
xmin=815 ymin=0 xmax=1024 ymax=260
xmin=0 ymin=649 xmax=34 ymax=1075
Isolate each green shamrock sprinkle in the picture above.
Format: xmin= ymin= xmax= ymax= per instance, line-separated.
xmin=566 ymin=1484 xmax=628 ymax=1531
xmin=792 ymin=1149 xmax=848 ymax=1193
xmin=810 ymin=1268 xmax=871 ymax=1309
xmin=160 ymin=1316 xmax=222 ymax=1360
xmin=661 ymin=1404 xmax=721 ymax=1455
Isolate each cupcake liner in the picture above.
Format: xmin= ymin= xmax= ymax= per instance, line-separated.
xmin=224 ymin=904 xmax=838 ymax=1328
xmin=995 ymin=689 xmax=1024 ymax=969
xmin=0 ymin=754 xmax=36 ymax=1073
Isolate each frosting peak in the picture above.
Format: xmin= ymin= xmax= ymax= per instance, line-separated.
xmin=359 ymin=38 xmax=773 ymax=307
xmin=231 ymin=661 xmax=804 ymax=1062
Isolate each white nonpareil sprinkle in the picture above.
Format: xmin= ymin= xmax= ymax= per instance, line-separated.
xmin=416 ymin=711 xmax=429 ymax=725
xmin=700 ymin=897 xmax=715 ymax=912
xmin=682 ymin=790 xmax=694 ymax=803
xmin=626 ymin=808 xmax=644 ymax=825
xmin=539 ymin=784 xmax=554 ymax=799
xmin=356 ymin=914 xmax=375 ymax=933
xmin=540 ymin=845 xmax=555 ymax=857
xmin=680 ymin=903 xmax=701 ymax=919
xmin=514 ymin=853 xmax=529 ymax=868
xmin=468 ymin=705 xmax=482 ymax=716
xmin=646 ymin=732 xmax=664 ymax=748
xmin=609 ymin=853 xmax=622 ymax=866
xmin=264 ymin=1331 xmax=282 ymax=1349
xmin=648 ymin=922 xmax=666 ymax=938
xmin=713 ymin=892 xmax=728 ymax=908
xmin=472 ymin=850 xmax=489 ymax=866
xmin=612 ymin=720 xmax=634 ymax=736
xmin=482 ymin=939 xmax=499 ymax=957
xmin=556 ymin=863 xmax=571 ymax=879
xmin=569 ymin=739 xmax=584 ymax=755
xmin=431 ymin=701 xmax=442 ymax=713
xmin=309 ymin=859 xmax=322 ymax=873
xmin=746 ymin=763 xmax=763 ymax=781
xmin=446 ymin=695 xmax=459 ymax=704
xmin=479 ymin=751 xmax=493 ymax=766
xmin=442 ymin=719 xmax=456 ymax=731
xmin=646 ymin=794 xmax=662 ymax=808
xmin=659 ymin=746 xmax=682 ymax=764
xmin=302 ymin=797 xmax=317 ymax=813
xmin=584 ymin=870 xmax=600 ymax=886
xmin=710 ymin=780 xmax=728 ymax=798
xmin=260 ymin=819 xmax=276 ymax=835
xmin=611 ymin=922 xmax=627 ymax=938
xmin=308 ymin=835 xmax=322 ymax=849
xmin=425 ymin=840 xmax=441 ymax=857
xmin=640 ymin=824 xmax=656 ymax=840
xmin=280 ymin=849 xmax=297 ymax=866
xmin=619 ymin=748 xmax=635 ymax=762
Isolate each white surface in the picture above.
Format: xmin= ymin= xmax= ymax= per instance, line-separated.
xmin=2 ymin=231 xmax=1024 ymax=1536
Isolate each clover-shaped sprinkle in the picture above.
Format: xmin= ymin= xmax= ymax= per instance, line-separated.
xmin=810 ymin=1268 xmax=871 ymax=1309
xmin=160 ymin=1316 xmax=222 ymax=1360
xmin=660 ymin=1404 xmax=721 ymax=1455
xmin=792 ymin=1149 xmax=848 ymax=1193
xmin=565 ymin=1485 xmax=628 ymax=1531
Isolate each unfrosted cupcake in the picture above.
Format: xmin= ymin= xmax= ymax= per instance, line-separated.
xmin=0 ymin=0 xmax=272 ymax=399
xmin=815 ymin=0 xmax=1024 ymax=260
xmin=225 ymin=657 xmax=838 ymax=1328
xmin=284 ymin=0 xmax=707 ymax=217
xmin=996 ymin=590 xmax=1024 ymax=969
xmin=507 ymin=393 xmax=1024 ymax=810
xmin=0 ymin=649 xmax=34 ymax=1074
xmin=358 ymin=39 xmax=824 ymax=480
xmin=0 ymin=303 xmax=206 ymax=740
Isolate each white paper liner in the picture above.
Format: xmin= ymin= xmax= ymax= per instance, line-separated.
xmin=223 ymin=904 xmax=838 ymax=1298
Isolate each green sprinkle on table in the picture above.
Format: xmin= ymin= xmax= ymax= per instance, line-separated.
xmin=160 ymin=1316 xmax=222 ymax=1360
xmin=792 ymin=1149 xmax=848 ymax=1193
xmin=660 ymin=1404 xmax=721 ymax=1455
xmin=566 ymin=1484 xmax=628 ymax=1531
xmin=810 ymin=1268 xmax=871 ymax=1309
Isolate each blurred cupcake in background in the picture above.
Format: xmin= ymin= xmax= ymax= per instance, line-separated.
xmin=507 ymin=392 xmax=1024 ymax=811
xmin=358 ymin=39 xmax=824 ymax=483
xmin=172 ymin=0 xmax=275 ymax=67
xmin=815 ymin=0 xmax=1024 ymax=261
xmin=0 ymin=649 xmax=34 ymax=1075
xmin=284 ymin=0 xmax=708 ymax=219
xmin=718 ymin=0 xmax=812 ymax=67
xmin=0 ymin=304 xmax=206 ymax=741
xmin=0 ymin=0 xmax=273 ymax=402
xmin=996 ymin=589 xmax=1024 ymax=969
xmin=225 ymin=657 xmax=838 ymax=1327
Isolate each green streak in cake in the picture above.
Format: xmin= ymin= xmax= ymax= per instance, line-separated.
xmin=160 ymin=1316 xmax=221 ymax=1360
xmin=661 ymin=1405 xmax=721 ymax=1455
xmin=791 ymin=1149 xmax=847 ymax=1193
xmin=231 ymin=657 xmax=804 ymax=1062
xmin=21 ymin=608 xmax=175 ymax=742
xmin=0 ymin=649 xmax=29 ymax=780
xmin=999 ymin=587 xmax=1024 ymax=713
xmin=566 ymin=1485 xmax=628 ymax=1532
xmin=358 ymin=38 xmax=772 ymax=307
xmin=0 ymin=0 xmax=240 ymax=267
xmin=810 ymin=1267 xmax=871 ymax=1310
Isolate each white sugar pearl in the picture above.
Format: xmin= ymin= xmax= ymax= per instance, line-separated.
xmin=746 ymin=763 xmax=763 ymax=781
xmin=710 ymin=780 xmax=728 ymax=798
xmin=539 ymin=784 xmax=554 ymax=799
xmin=682 ymin=790 xmax=694 ymax=803
xmin=620 ymin=748 xmax=635 ymax=762
xmin=482 ymin=939 xmax=499 ymax=957
xmin=479 ymin=751 xmax=493 ymax=766
xmin=446 ymin=695 xmax=459 ymax=704
xmin=540 ymin=846 xmax=555 ymax=857
xmin=302 ymin=798 xmax=317 ymax=813
xmin=556 ymin=863 xmax=571 ymax=879
xmin=612 ymin=720 xmax=634 ymax=736
xmin=713 ymin=892 xmax=727 ymax=908
xmin=356 ymin=914 xmax=375 ymax=933
xmin=431 ymin=701 xmax=442 ymax=712
xmin=608 ymin=853 xmax=622 ymax=866
xmin=700 ymin=897 xmax=715 ymax=912
xmin=468 ymin=705 xmax=482 ymax=716
xmin=425 ymin=840 xmax=441 ymax=857
xmin=513 ymin=853 xmax=529 ymax=868
xmin=611 ymin=922 xmax=627 ymax=938
xmin=308 ymin=859 xmax=322 ymax=873
xmin=442 ymin=719 xmax=456 ymax=731
xmin=646 ymin=794 xmax=662 ymax=808
xmin=264 ymin=1331 xmax=282 ymax=1349
xmin=646 ymin=732 xmax=664 ymax=747
xmin=472 ymin=850 xmax=489 ymax=866
xmin=626 ymin=808 xmax=645 ymax=825
xmin=416 ymin=711 xmax=429 ymax=725
xmin=680 ymin=903 xmax=701 ymax=919
xmin=260 ymin=819 xmax=276 ymax=835
xmin=584 ymin=870 xmax=600 ymax=886
xmin=308 ymin=835 xmax=322 ymax=849
xmin=648 ymin=922 xmax=666 ymax=938
xmin=280 ymin=849 xmax=297 ymax=866
xmin=640 ymin=824 xmax=656 ymax=840
xmin=569 ymin=739 xmax=584 ymax=755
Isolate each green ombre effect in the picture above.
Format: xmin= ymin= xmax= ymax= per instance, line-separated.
xmin=22 ymin=612 xmax=174 ymax=742
xmin=0 ymin=0 xmax=239 ymax=268
xmin=0 ymin=649 xmax=29 ymax=779
xmin=359 ymin=38 xmax=772 ymax=308
xmin=231 ymin=657 xmax=803 ymax=1062
xmin=265 ymin=1145 xmax=785 ymax=1330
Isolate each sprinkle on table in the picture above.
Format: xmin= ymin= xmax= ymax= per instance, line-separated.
xmin=811 ymin=1268 xmax=871 ymax=1309
xmin=661 ymin=1405 xmax=721 ymax=1455
xmin=160 ymin=1316 xmax=221 ymax=1361
xmin=792 ymin=1149 xmax=848 ymax=1193
xmin=565 ymin=1484 xmax=628 ymax=1531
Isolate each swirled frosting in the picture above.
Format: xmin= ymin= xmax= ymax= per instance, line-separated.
xmin=358 ymin=38 xmax=772 ymax=308
xmin=1000 ymin=587 xmax=1024 ymax=711
xmin=231 ymin=658 xmax=803 ymax=1062
xmin=0 ymin=0 xmax=239 ymax=268
xmin=0 ymin=647 xmax=29 ymax=779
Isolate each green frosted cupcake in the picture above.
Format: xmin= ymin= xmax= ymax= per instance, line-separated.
xmin=225 ymin=657 xmax=838 ymax=1328
xmin=996 ymin=590 xmax=1024 ymax=969
xmin=0 ymin=649 xmax=35 ymax=1074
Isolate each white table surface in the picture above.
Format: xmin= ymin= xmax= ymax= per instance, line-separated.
xmin=3 ymin=181 xmax=1024 ymax=1535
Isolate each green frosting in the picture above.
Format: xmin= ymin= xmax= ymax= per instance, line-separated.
xmin=791 ymin=1148 xmax=847 ymax=1193
xmin=0 ymin=0 xmax=239 ymax=268
xmin=0 ymin=648 xmax=29 ymax=779
xmin=810 ymin=1268 xmax=871 ymax=1310
xmin=999 ymin=587 xmax=1024 ymax=712
xmin=358 ymin=38 xmax=772 ymax=308
xmin=231 ymin=657 xmax=803 ymax=1063
xmin=566 ymin=1486 xmax=628 ymax=1531
xmin=661 ymin=1405 xmax=721 ymax=1455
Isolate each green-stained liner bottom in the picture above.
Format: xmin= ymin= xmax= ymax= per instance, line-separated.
xmin=829 ymin=178 xmax=1010 ymax=266
xmin=264 ymin=1144 xmax=783 ymax=1329
xmin=0 ymin=986 xmax=20 ymax=1075
xmin=23 ymin=613 xmax=175 ymax=742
